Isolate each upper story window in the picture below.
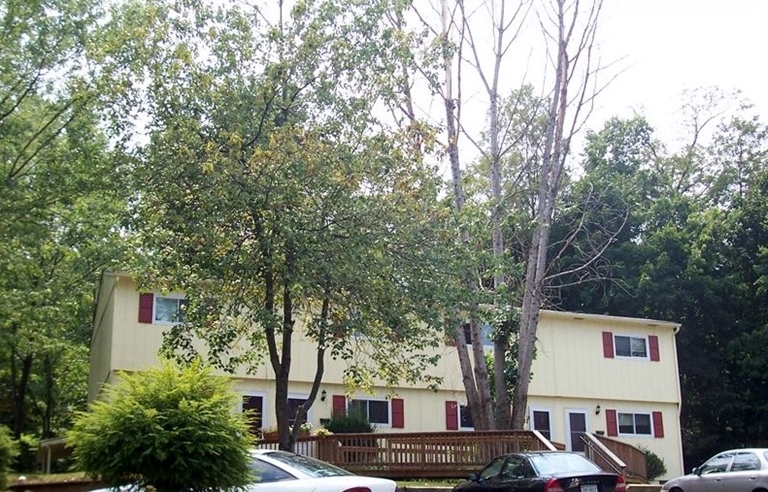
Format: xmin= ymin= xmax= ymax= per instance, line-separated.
xmin=154 ymin=295 xmax=188 ymax=324
xmin=602 ymin=331 xmax=660 ymax=361
xmin=615 ymin=335 xmax=647 ymax=358
xmin=463 ymin=322 xmax=493 ymax=347
xmin=618 ymin=412 xmax=652 ymax=436
xmin=138 ymin=292 xmax=187 ymax=324
xmin=349 ymin=398 xmax=390 ymax=426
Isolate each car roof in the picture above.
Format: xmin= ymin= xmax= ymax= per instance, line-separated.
xmin=716 ymin=449 xmax=768 ymax=453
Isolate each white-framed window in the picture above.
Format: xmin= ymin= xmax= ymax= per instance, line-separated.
xmin=531 ymin=409 xmax=552 ymax=440
xmin=459 ymin=404 xmax=474 ymax=429
xmin=614 ymin=334 xmax=648 ymax=359
xmin=463 ymin=322 xmax=493 ymax=348
xmin=154 ymin=294 xmax=188 ymax=324
xmin=349 ymin=398 xmax=390 ymax=426
xmin=241 ymin=393 xmax=266 ymax=435
xmin=618 ymin=412 xmax=652 ymax=436
xmin=287 ymin=395 xmax=311 ymax=427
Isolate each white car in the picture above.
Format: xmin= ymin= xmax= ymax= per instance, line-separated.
xmin=662 ymin=448 xmax=768 ymax=492
xmin=249 ymin=449 xmax=397 ymax=492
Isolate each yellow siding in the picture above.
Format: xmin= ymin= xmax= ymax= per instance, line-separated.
xmin=92 ymin=272 xmax=684 ymax=479
xmin=531 ymin=313 xmax=681 ymax=403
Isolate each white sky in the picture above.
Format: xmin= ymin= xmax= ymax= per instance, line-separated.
xmin=592 ymin=0 xmax=767 ymax=142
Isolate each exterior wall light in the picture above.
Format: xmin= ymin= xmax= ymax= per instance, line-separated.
xmin=320 ymin=389 xmax=327 ymax=402
xmin=595 ymin=404 xmax=601 ymax=415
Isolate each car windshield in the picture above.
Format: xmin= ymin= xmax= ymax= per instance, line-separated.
xmin=529 ymin=453 xmax=601 ymax=476
xmin=263 ymin=451 xmax=355 ymax=478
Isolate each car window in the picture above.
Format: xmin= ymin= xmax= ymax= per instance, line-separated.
xmin=479 ymin=457 xmax=507 ymax=480
xmin=529 ymin=453 xmax=601 ymax=476
xmin=731 ymin=452 xmax=761 ymax=472
xmin=502 ymin=456 xmax=534 ymax=479
xmin=699 ymin=452 xmax=734 ymax=475
xmin=263 ymin=451 xmax=355 ymax=478
xmin=249 ymin=458 xmax=296 ymax=483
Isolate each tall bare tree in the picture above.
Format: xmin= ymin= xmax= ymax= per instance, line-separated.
xmin=511 ymin=0 xmax=606 ymax=429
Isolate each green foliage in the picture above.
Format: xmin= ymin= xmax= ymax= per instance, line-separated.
xmin=641 ymin=447 xmax=668 ymax=482
xmin=325 ymin=410 xmax=375 ymax=434
xmin=67 ymin=361 xmax=253 ymax=492
xmin=0 ymin=0 xmax=129 ymax=444
xmin=95 ymin=0 xmax=454 ymax=448
xmin=0 ymin=425 xmax=20 ymax=490
xmin=556 ymin=101 xmax=768 ymax=468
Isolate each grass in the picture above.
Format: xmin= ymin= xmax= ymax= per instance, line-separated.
xmin=10 ymin=473 xmax=86 ymax=484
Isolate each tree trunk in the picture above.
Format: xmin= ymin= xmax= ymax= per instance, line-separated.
xmin=511 ymin=0 xmax=599 ymax=429
xmin=441 ymin=0 xmax=494 ymax=430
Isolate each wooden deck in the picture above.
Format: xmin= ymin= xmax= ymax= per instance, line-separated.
xmin=258 ymin=430 xmax=562 ymax=478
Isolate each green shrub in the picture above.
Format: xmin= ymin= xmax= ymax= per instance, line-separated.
xmin=642 ymin=447 xmax=668 ymax=482
xmin=14 ymin=434 xmax=38 ymax=473
xmin=325 ymin=409 xmax=375 ymax=434
xmin=68 ymin=360 xmax=254 ymax=492
xmin=0 ymin=425 xmax=20 ymax=490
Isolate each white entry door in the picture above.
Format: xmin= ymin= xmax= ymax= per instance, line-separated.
xmin=567 ymin=410 xmax=587 ymax=452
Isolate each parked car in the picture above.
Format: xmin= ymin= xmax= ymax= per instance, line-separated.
xmin=453 ymin=451 xmax=626 ymax=492
xmin=662 ymin=448 xmax=768 ymax=492
xmin=90 ymin=450 xmax=396 ymax=492
xmin=249 ymin=449 xmax=396 ymax=491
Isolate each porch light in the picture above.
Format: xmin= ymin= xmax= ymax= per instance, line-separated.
xmin=595 ymin=404 xmax=601 ymax=415
xmin=321 ymin=389 xmax=327 ymax=402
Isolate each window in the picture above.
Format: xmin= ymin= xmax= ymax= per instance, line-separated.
xmin=249 ymin=458 xmax=295 ymax=483
xmin=532 ymin=410 xmax=552 ymax=440
xmin=463 ymin=322 xmax=493 ymax=347
xmin=614 ymin=335 xmax=648 ymax=358
xmin=502 ymin=456 xmax=534 ymax=479
xmin=154 ymin=295 xmax=188 ymax=324
xmin=349 ymin=399 xmax=390 ymax=425
xmin=287 ymin=397 xmax=309 ymax=427
xmin=459 ymin=405 xmax=474 ymax=429
xmin=698 ymin=452 xmax=734 ymax=474
xmin=618 ymin=412 xmax=652 ymax=436
xmin=242 ymin=395 xmax=264 ymax=435
xmin=731 ymin=452 xmax=760 ymax=472
xmin=479 ymin=456 xmax=507 ymax=480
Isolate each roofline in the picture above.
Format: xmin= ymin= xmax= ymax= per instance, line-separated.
xmin=540 ymin=309 xmax=681 ymax=332
xmin=101 ymin=271 xmax=682 ymax=333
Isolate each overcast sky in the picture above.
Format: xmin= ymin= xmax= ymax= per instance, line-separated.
xmin=592 ymin=0 xmax=767 ymax=142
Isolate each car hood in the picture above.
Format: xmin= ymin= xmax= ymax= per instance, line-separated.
xmin=248 ymin=475 xmax=396 ymax=492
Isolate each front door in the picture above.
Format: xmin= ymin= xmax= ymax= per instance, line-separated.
xmin=567 ymin=411 xmax=587 ymax=452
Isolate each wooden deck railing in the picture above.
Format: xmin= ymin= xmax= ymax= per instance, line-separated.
xmin=583 ymin=432 xmax=647 ymax=483
xmin=257 ymin=430 xmax=559 ymax=478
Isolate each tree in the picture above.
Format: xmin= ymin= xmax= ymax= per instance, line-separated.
xmin=0 ymin=0 xmax=128 ymax=445
xmin=0 ymin=425 xmax=19 ymax=490
xmin=68 ymin=361 xmax=253 ymax=492
xmin=557 ymin=99 xmax=768 ymax=469
xmin=390 ymin=0 xmax=608 ymax=429
xmin=97 ymin=0 xmax=452 ymax=451
xmin=510 ymin=0 xmax=607 ymax=429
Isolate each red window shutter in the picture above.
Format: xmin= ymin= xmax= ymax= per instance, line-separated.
xmin=445 ymin=401 xmax=459 ymax=430
xmin=606 ymin=409 xmax=618 ymax=436
xmin=332 ymin=395 xmax=346 ymax=418
xmin=649 ymin=335 xmax=660 ymax=361
xmin=391 ymin=398 xmax=404 ymax=428
xmin=138 ymin=293 xmax=154 ymax=323
xmin=652 ymin=411 xmax=664 ymax=438
xmin=602 ymin=332 xmax=614 ymax=358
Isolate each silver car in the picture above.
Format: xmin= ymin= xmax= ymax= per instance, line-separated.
xmin=662 ymin=448 xmax=768 ymax=492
